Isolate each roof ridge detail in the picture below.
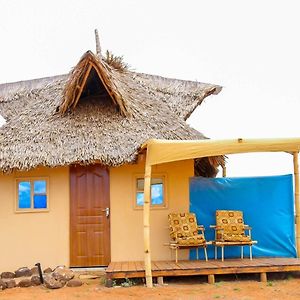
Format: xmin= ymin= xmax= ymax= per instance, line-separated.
xmin=59 ymin=51 xmax=130 ymax=116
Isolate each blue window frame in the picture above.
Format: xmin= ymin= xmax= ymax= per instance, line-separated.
xmin=136 ymin=177 xmax=165 ymax=207
xmin=17 ymin=178 xmax=48 ymax=211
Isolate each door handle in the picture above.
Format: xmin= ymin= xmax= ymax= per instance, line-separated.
xmin=102 ymin=207 xmax=110 ymax=217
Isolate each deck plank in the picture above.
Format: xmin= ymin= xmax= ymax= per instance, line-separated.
xmin=106 ymin=258 xmax=300 ymax=280
xmin=128 ymin=261 xmax=136 ymax=272
xmin=106 ymin=262 xmax=115 ymax=273
xmin=121 ymin=261 xmax=129 ymax=272
xmin=113 ymin=261 xmax=122 ymax=272
xmin=135 ymin=261 xmax=145 ymax=272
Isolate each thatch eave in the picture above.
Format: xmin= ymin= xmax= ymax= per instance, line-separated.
xmin=0 ymin=50 xmax=223 ymax=175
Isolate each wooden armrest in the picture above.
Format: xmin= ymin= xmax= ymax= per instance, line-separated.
xmin=210 ymin=225 xmax=223 ymax=230
xmin=197 ymin=225 xmax=205 ymax=231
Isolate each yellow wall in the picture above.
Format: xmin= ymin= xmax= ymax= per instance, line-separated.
xmin=0 ymin=159 xmax=193 ymax=271
xmin=0 ymin=167 xmax=69 ymax=271
xmin=110 ymin=159 xmax=194 ymax=261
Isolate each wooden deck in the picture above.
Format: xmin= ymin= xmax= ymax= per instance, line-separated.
xmin=106 ymin=258 xmax=300 ymax=284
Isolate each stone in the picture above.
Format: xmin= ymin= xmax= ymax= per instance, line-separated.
xmin=31 ymin=266 xmax=39 ymax=275
xmin=15 ymin=267 xmax=32 ymax=278
xmin=44 ymin=276 xmax=65 ymax=289
xmin=31 ymin=275 xmax=42 ymax=286
xmin=53 ymin=265 xmax=66 ymax=271
xmin=105 ymin=278 xmax=113 ymax=288
xmin=1 ymin=271 xmax=15 ymax=279
xmin=18 ymin=278 xmax=32 ymax=287
xmin=43 ymin=267 xmax=53 ymax=274
xmin=5 ymin=279 xmax=16 ymax=288
xmin=0 ymin=279 xmax=7 ymax=290
xmin=66 ymin=279 xmax=83 ymax=287
xmin=52 ymin=268 xmax=74 ymax=282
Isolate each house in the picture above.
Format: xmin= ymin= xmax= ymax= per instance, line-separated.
xmin=0 ymin=44 xmax=223 ymax=271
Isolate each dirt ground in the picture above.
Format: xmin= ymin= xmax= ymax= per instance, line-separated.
xmin=1 ymin=273 xmax=300 ymax=300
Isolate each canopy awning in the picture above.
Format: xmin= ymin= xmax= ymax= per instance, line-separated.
xmin=142 ymin=137 xmax=300 ymax=166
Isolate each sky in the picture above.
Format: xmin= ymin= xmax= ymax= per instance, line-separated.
xmin=0 ymin=0 xmax=299 ymax=177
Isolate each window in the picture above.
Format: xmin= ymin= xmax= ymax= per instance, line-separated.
xmin=16 ymin=178 xmax=48 ymax=211
xmin=135 ymin=177 xmax=166 ymax=208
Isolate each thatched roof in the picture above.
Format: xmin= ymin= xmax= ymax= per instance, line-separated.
xmin=0 ymin=50 xmax=222 ymax=173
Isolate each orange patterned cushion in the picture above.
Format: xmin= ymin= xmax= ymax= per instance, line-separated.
xmin=168 ymin=213 xmax=202 ymax=242
xmin=177 ymin=235 xmax=206 ymax=246
xmin=216 ymin=210 xmax=251 ymax=242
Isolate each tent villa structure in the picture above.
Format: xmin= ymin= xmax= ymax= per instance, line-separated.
xmin=1 ymin=34 xmax=300 ymax=287
xmin=139 ymin=138 xmax=300 ymax=287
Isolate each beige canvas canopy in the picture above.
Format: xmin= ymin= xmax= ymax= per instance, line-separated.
xmin=141 ymin=137 xmax=300 ymax=287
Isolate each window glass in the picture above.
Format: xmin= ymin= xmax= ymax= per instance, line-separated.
xmin=135 ymin=177 xmax=165 ymax=207
xmin=151 ymin=183 xmax=163 ymax=205
xmin=33 ymin=195 xmax=47 ymax=209
xmin=151 ymin=178 xmax=163 ymax=185
xmin=17 ymin=179 xmax=48 ymax=211
xmin=34 ymin=180 xmax=46 ymax=194
xmin=136 ymin=192 xmax=144 ymax=206
xmin=18 ymin=181 xmax=31 ymax=209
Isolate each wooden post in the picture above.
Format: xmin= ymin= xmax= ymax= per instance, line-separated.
xmin=222 ymin=164 xmax=227 ymax=177
xmin=143 ymin=162 xmax=153 ymax=288
xmin=293 ymin=152 xmax=300 ymax=257
xmin=208 ymin=274 xmax=215 ymax=284
xmin=94 ymin=29 xmax=101 ymax=56
xmin=260 ymin=272 xmax=267 ymax=282
xmin=157 ymin=276 xmax=164 ymax=285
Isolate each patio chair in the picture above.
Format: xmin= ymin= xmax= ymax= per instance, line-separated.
xmin=210 ymin=210 xmax=257 ymax=261
xmin=168 ymin=212 xmax=209 ymax=263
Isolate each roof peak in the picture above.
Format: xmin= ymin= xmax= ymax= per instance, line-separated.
xmin=59 ymin=51 xmax=131 ymax=117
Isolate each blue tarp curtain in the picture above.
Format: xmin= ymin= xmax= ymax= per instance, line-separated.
xmin=189 ymin=174 xmax=296 ymax=259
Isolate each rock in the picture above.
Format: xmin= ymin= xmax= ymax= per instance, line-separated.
xmin=0 ymin=279 xmax=7 ymax=290
xmin=43 ymin=267 xmax=52 ymax=274
xmin=18 ymin=278 xmax=32 ymax=287
xmin=53 ymin=265 xmax=66 ymax=271
xmin=31 ymin=275 xmax=42 ymax=286
xmin=66 ymin=279 xmax=83 ymax=287
xmin=44 ymin=276 xmax=65 ymax=289
xmin=52 ymin=268 xmax=74 ymax=282
xmin=5 ymin=279 xmax=16 ymax=288
xmin=1 ymin=271 xmax=15 ymax=279
xmin=15 ymin=267 xmax=32 ymax=278
xmin=105 ymin=278 xmax=113 ymax=288
xmin=31 ymin=266 xmax=39 ymax=275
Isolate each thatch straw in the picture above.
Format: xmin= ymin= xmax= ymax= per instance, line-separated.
xmin=59 ymin=51 xmax=130 ymax=116
xmin=104 ymin=50 xmax=130 ymax=72
xmin=0 ymin=51 xmax=222 ymax=174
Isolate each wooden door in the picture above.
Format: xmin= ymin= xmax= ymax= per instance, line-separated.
xmin=70 ymin=165 xmax=110 ymax=267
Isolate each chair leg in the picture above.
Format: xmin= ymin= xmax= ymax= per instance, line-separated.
xmin=215 ymin=246 xmax=217 ymax=260
xmin=204 ymin=247 xmax=208 ymax=261
xmin=175 ymin=248 xmax=178 ymax=263
xmin=250 ymin=245 xmax=253 ymax=260
xmin=241 ymin=246 xmax=243 ymax=259
xmin=221 ymin=246 xmax=224 ymax=261
xmin=196 ymin=248 xmax=199 ymax=260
